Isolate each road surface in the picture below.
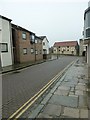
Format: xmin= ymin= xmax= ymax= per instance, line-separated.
xmin=2 ymin=56 xmax=79 ymax=118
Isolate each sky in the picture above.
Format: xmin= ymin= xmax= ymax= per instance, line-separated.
xmin=0 ymin=0 xmax=89 ymax=46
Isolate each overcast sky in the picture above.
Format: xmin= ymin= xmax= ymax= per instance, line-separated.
xmin=0 ymin=0 xmax=89 ymax=46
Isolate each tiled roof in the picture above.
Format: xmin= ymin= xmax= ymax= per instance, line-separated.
xmin=54 ymin=41 xmax=78 ymax=47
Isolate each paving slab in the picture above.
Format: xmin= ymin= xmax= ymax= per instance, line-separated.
xmin=61 ymin=82 xmax=76 ymax=88
xmin=75 ymin=84 xmax=86 ymax=91
xmin=69 ymin=91 xmax=75 ymax=95
xmin=58 ymin=86 xmax=70 ymax=91
xmin=62 ymin=107 xmax=79 ymax=118
xmin=49 ymin=94 xmax=78 ymax=108
xmin=41 ymin=103 xmax=62 ymax=117
xmin=37 ymin=113 xmax=53 ymax=118
xmin=80 ymin=109 xmax=88 ymax=118
xmin=54 ymin=89 xmax=69 ymax=96
xmin=75 ymin=90 xmax=84 ymax=95
xmin=79 ymin=95 xmax=88 ymax=108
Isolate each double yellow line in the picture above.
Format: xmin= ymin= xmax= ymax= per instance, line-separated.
xmin=7 ymin=60 xmax=76 ymax=119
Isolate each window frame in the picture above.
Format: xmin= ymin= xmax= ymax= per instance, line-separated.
xmin=0 ymin=43 xmax=8 ymax=52
xmin=31 ymin=48 xmax=34 ymax=54
xmin=35 ymin=50 xmax=38 ymax=55
xmin=22 ymin=32 xmax=27 ymax=40
xmin=23 ymin=48 xmax=27 ymax=55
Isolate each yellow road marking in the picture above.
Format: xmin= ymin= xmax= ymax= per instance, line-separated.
xmin=7 ymin=59 xmax=77 ymax=119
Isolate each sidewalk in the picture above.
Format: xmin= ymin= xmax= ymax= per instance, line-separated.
xmin=1 ymin=58 xmax=56 ymax=74
xmin=27 ymin=59 xmax=89 ymax=118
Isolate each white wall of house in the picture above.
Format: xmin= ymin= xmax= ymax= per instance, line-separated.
xmin=42 ymin=37 xmax=49 ymax=54
xmin=0 ymin=17 xmax=13 ymax=67
xmin=84 ymin=1 xmax=90 ymax=78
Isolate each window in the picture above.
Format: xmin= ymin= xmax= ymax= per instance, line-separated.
xmin=72 ymin=51 xmax=74 ymax=54
xmin=67 ymin=46 xmax=69 ymax=48
xmin=35 ymin=39 xmax=37 ymax=43
xmin=40 ymin=50 xmax=42 ymax=54
xmin=43 ymin=42 xmax=45 ymax=45
xmin=31 ymin=48 xmax=34 ymax=54
xmin=0 ymin=43 xmax=8 ymax=52
xmin=30 ymin=34 xmax=35 ymax=43
xmin=35 ymin=50 xmax=38 ymax=55
xmin=59 ymin=46 xmax=60 ymax=48
xmin=22 ymin=32 xmax=26 ymax=39
xmin=86 ymin=28 xmax=90 ymax=38
xmin=23 ymin=48 xmax=27 ymax=54
xmin=39 ymin=40 xmax=42 ymax=44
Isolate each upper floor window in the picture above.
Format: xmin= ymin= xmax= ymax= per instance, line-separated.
xmin=39 ymin=40 xmax=42 ymax=44
xmin=43 ymin=42 xmax=45 ymax=45
xmin=0 ymin=43 xmax=8 ymax=52
xmin=40 ymin=50 xmax=42 ymax=54
xmin=35 ymin=39 xmax=38 ymax=44
xmin=86 ymin=28 xmax=90 ymax=38
xmin=30 ymin=34 xmax=35 ymax=43
xmin=22 ymin=32 xmax=26 ymax=39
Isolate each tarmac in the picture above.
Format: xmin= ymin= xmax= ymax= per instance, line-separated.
xmin=23 ymin=58 xmax=90 ymax=119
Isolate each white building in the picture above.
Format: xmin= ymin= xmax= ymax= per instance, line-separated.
xmin=41 ymin=36 xmax=49 ymax=54
xmin=84 ymin=1 xmax=90 ymax=78
xmin=79 ymin=39 xmax=87 ymax=56
xmin=39 ymin=36 xmax=50 ymax=59
xmin=0 ymin=15 xmax=13 ymax=67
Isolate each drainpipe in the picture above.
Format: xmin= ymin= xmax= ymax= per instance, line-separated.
xmin=88 ymin=42 xmax=90 ymax=78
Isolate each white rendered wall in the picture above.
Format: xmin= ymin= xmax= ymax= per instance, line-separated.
xmin=0 ymin=18 xmax=12 ymax=67
xmin=42 ymin=38 xmax=49 ymax=54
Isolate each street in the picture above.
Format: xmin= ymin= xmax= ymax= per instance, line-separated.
xmin=2 ymin=56 xmax=79 ymax=118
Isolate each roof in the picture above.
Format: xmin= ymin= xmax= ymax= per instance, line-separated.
xmin=39 ymin=36 xmax=46 ymax=40
xmin=12 ymin=23 xmax=35 ymax=34
xmin=0 ymin=15 xmax=12 ymax=22
xmin=54 ymin=41 xmax=78 ymax=47
xmin=39 ymin=36 xmax=49 ymax=42
xmin=35 ymin=36 xmax=42 ymax=40
xmin=84 ymin=7 xmax=90 ymax=20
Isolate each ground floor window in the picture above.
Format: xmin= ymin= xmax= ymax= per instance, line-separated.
xmin=35 ymin=50 xmax=38 ymax=55
xmin=31 ymin=48 xmax=34 ymax=54
xmin=0 ymin=43 xmax=8 ymax=52
xmin=23 ymin=48 xmax=27 ymax=55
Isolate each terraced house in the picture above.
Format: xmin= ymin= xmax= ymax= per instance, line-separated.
xmin=12 ymin=24 xmax=43 ymax=63
xmin=53 ymin=41 xmax=79 ymax=56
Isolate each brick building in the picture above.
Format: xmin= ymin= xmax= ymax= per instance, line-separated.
xmin=12 ymin=24 xmax=43 ymax=63
xmin=53 ymin=41 xmax=79 ymax=56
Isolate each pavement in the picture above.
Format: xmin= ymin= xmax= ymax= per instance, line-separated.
xmin=1 ymin=58 xmax=56 ymax=74
xmin=23 ymin=58 xmax=90 ymax=119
